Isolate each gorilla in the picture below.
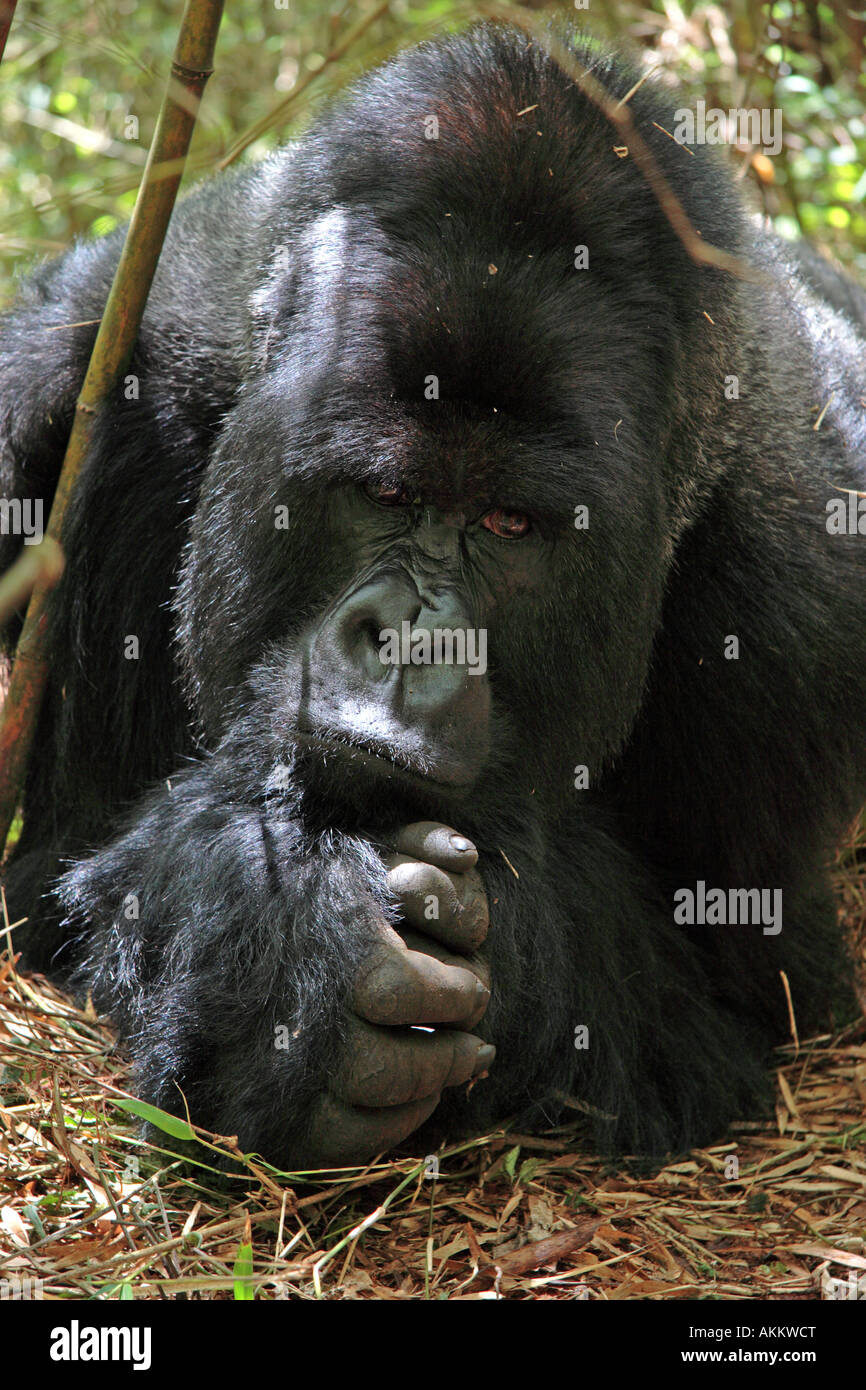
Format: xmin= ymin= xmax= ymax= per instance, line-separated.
xmin=2 ymin=24 xmax=865 ymax=1168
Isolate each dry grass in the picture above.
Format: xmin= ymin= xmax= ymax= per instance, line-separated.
xmin=1 ymin=832 xmax=865 ymax=1301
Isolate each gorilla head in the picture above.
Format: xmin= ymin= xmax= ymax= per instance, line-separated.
xmin=174 ymin=42 xmax=741 ymax=836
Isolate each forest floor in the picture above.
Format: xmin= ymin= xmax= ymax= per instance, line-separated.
xmin=1 ymin=827 xmax=864 ymax=1302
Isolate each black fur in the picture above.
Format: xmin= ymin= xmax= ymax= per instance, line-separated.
xmin=2 ymin=25 xmax=865 ymax=1165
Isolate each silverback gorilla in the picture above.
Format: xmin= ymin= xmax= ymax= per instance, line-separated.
xmin=2 ymin=25 xmax=866 ymax=1168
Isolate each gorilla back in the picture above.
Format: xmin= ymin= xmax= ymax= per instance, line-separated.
xmin=2 ymin=25 xmax=865 ymax=1166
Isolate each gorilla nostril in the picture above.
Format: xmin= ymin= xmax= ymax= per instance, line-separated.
xmin=358 ymin=616 xmax=383 ymax=651
xmin=336 ymin=588 xmax=426 ymax=672
xmin=339 ymin=613 xmax=390 ymax=678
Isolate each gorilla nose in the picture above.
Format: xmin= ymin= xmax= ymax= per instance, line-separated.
xmin=333 ymin=578 xmax=486 ymax=716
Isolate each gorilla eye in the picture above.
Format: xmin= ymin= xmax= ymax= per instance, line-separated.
xmin=482 ymin=509 xmax=532 ymax=539
xmin=364 ymin=479 xmax=412 ymax=507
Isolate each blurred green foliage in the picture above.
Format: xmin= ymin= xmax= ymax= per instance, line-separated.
xmin=0 ymin=0 xmax=863 ymax=301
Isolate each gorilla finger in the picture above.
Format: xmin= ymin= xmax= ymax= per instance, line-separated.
xmin=338 ymin=1020 xmax=495 ymax=1107
xmin=386 ymin=856 xmax=460 ymax=926
xmin=395 ymin=822 xmax=478 ymax=873
xmin=386 ymin=857 xmax=489 ymax=951
xmin=353 ymin=943 xmax=489 ymax=1026
xmin=304 ymin=1092 xmax=443 ymax=1167
xmin=400 ymin=929 xmax=492 ymax=1005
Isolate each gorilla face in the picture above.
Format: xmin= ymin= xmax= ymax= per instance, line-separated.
xmin=177 ymin=210 xmax=674 ymax=819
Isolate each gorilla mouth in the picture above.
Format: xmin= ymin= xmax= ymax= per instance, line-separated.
xmin=296 ymin=725 xmax=473 ymax=789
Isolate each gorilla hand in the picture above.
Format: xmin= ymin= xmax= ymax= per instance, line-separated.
xmin=303 ymin=822 xmax=492 ymax=1166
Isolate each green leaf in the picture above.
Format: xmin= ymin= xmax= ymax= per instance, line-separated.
xmin=518 ymin=1158 xmax=540 ymax=1185
xmin=503 ymin=1145 xmax=520 ymax=1180
xmin=23 ymin=1204 xmax=45 ymax=1240
xmin=233 ymin=1243 xmax=255 ymax=1300
xmin=97 ymin=1280 xmax=135 ymax=1299
xmin=116 ymin=1098 xmax=196 ymax=1142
